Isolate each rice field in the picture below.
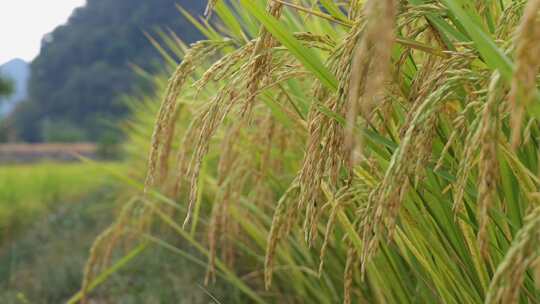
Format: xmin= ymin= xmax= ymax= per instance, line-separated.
xmin=0 ymin=162 xmax=120 ymax=244
xmin=0 ymin=161 xmax=128 ymax=303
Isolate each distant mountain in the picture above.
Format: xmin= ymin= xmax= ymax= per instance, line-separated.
xmin=0 ymin=59 xmax=30 ymax=117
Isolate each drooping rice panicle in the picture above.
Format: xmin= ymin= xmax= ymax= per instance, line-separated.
xmin=509 ymin=0 xmax=540 ymax=148
xmin=477 ymin=73 xmax=503 ymax=257
xmin=485 ymin=207 xmax=540 ymax=303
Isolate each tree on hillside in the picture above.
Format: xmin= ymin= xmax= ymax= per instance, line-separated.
xmin=0 ymin=76 xmax=14 ymax=142
xmin=0 ymin=76 xmax=13 ymax=98
xmin=11 ymin=0 xmax=205 ymax=142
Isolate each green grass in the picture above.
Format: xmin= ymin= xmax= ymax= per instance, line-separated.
xmin=0 ymin=161 xmax=125 ymax=303
xmin=0 ymin=185 xmax=115 ymax=303
xmin=0 ymin=162 xmax=122 ymax=243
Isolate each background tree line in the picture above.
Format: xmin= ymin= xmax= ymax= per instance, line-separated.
xmin=2 ymin=0 xmax=205 ymax=142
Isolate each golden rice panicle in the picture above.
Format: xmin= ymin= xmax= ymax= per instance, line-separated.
xmin=535 ymin=255 xmax=540 ymax=289
xmin=509 ymin=0 xmax=540 ymax=148
xmin=435 ymin=102 xmax=475 ymax=172
xmin=348 ymin=0 xmax=364 ymax=19
xmin=297 ymin=96 xmax=327 ymax=242
xmin=495 ymin=1 xmax=527 ymax=39
xmin=205 ymin=0 xmax=219 ymax=17
xmin=296 ymin=102 xmax=343 ymax=245
xmin=264 ymin=184 xmax=298 ymax=290
xmin=169 ymin=116 xmax=202 ymax=199
xmin=318 ymin=193 xmax=341 ymax=276
xmin=346 ymin=0 xmax=397 ymax=167
xmin=183 ymin=89 xmax=238 ymax=228
xmin=293 ymin=8 xmax=362 ymax=247
xmin=477 ymin=74 xmax=502 ymax=257
xmin=205 ymin=171 xmax=247 ymax=287
xmin=80 ymin=228 xmax=112 ymax=304
xmin=360 ymin=56 xmax=477 ymax=265
xmin=242 ymin=1 xmax=283 ymax=117
xmin=318 ymin=183 xmax=352 ymax=276
xmin=183 ymin=38 xmax=293 ymax=229
xmin=145 ymin=41 xmax=203 ymax=191
xmin=144 ymin=41 xmax=225 ymax=193
xmin=205 ymin=200 xmax=221 ymax=286
xmin=181 ymin=48 xmax=258 ymax=228
xmin=156 ymin=103 xmax=182 ymax=185
xmin=375 ymin=63 xmax=447 ymax=220
xmin=206 ymin=124 xmax=244 ymax=285
xmin=80 ymin=200 xmax=137 ymax=303
xmin=100 ymin=199 xmax=136 ymax=268
xmin=295 ymin=6 xmax=369 ymax=244
xmin=343 ymin=247 xmax=358 ymax=304
xmin=452 ymin=117 xmax=481 ymax=215
xmin=533 ymin=254 xmax=540 ymax=289
xmin=360 ymin=192 xmax=379 ymax=274
xmin=294 ymin=32 xmax=336 ymax=52
xmin=361 ymin=0 xmax=398 ymax=115
xmin=438 ymin=54 xmax=488 ymax=215
xmin=485 ymin=207 xmax=540 ymax=304
xmin=193 ymin=41 xmax=256 ymax=94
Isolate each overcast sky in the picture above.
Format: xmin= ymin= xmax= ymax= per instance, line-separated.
xmin=0 ymin=0 xmax=86 ymax=65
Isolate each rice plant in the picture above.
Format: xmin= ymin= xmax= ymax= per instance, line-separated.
xmin=76 ymin=0 xmax=540 ymax=303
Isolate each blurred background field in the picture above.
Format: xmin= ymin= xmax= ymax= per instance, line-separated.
xmin=0 ymin=162 xmax=119 ymax=243
xmin=0 ymin=162 xmax=118 ymax=302
xmin=0 ymin=160 xmax=245 ymax=303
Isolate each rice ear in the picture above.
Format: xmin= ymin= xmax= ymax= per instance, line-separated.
xmin=485 ymin=207 xmax=540 ymax=303
xmin=509 ymin=0 xmax=540 ymax=148
xmin=318 ymin=200 xmax=340 ymax=276
xmin=477 ymin=73 xmax=503 ymax=257
xmin=264 ymin=184 xmax=299 ymax=290
xmin=144 ymin=40 xmax=230 ymax=193
xmin=242 ymin=1 xmax=284 ymax=117
xmin=205 ymin=0 xmax=219 ymax=17
xmin=344 ymin=247 xmax=359 ymax=304
xmin=535 ymin=256 xmax=540 ymax=290
xmin=80 ymin=199 xmax=138 ymax=304
xmin=345 ymin=0 xmax=398 ymax=167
